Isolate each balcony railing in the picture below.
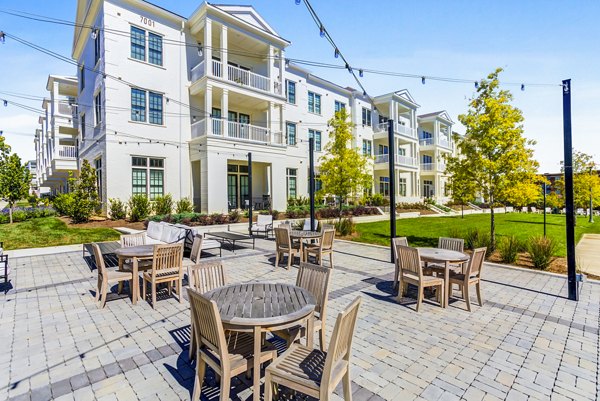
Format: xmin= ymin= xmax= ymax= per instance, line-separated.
xmin=420 ymin=163 xmax=446 ymax=172
xmin=374 ymin=122 xmax=417 ymax=138
xmin=191 ymin=118 xmax=284 ymax=146
xmin=419 ymin=137 xmax=434 ymax=146
xmin=57 ymin=145 xmax=77 ymax=159
xmin=374 ymin=154 xmax=417 ymax=167
xmin=57 ymin=103 xmax=74 ymax=116
xmin=191 ymin=59 xmax=280 ymax=95
xmin=438 ymin=138 xmax=451 ymax=148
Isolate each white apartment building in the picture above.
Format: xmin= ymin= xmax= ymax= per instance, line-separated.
xmin=34 ymin=75 xmax=79 ymax=195
xmin=61 ymin=0 xmax=455 ymax=213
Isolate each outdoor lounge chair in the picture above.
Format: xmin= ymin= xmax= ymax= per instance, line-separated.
xmin=250 ymin=214 xmax=273 ymax=238
xmin=264 ymin=296 xmax=362 ymax=401
xmin=448 ymin=247 xmax=486 ymax=311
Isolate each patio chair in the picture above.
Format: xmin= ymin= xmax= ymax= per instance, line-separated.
xmin=189 ymin=234 xmax=203 ymax=264
xmin=120 ymin=232 xmax=146 ymax=247
xmin=396 ymin=245 xmax=444 ymax=312
xmin=304 ymin=228 xmax=335 ymax=268
xmin=0 ymin=254 xmax=10 ymax=292
xmin=251 ymin=214 xmax=273 ymax=238
xmin=303 ymin=218 xmax=313 ymax=231
xmin=264 ymin=296 xmax=362 ymax=401
xmin=188 ymin=287 xmax=277 ymax=401
xmin=274 ymin=227 xmax=300 ymax=269
xmin=92 ymin=242 xmax=133 ymax=308
xmin=187 ymin=261 xmax=227 ymax=361
xmin=142 ymin=243 xmax=184 ymax=309
xmin=448 ymin=247 xmax=486 ymax=311
xmin=427 ymin=237 xmax=465 ymax=276
xmin=272 ymin=262 xmax=332 ymax=351
xmin=391 ymin=237 xmax=408 ymax=290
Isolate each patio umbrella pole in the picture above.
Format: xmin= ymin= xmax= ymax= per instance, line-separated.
xmin=309 ymin=137 xmax=316 ymax=231
xmin=388 ymin=119 xmax=396 ymax=263
xmin=562 ymin=79 xmax=578 ymax=301
xmin=248 ymin=152 xmax=253 ymax=235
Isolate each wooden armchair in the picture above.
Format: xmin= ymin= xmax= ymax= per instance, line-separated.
xmin=274 ymin=227 xmax=300 ymax=269
xmin=187 ymin=288 xmax=277 ymax=401
xmin=392 ymin=237 xmax=409 ymax=290
xmin=272 ymin=262 xmax=332 ymax=351
xmin=142 ymin=244 xmax=184 ymax=308
xmin=92 ymin=242 xmax=133 ymax=308
xmin=265 ymin=296 xmax=362 ymax=401
xmin=189 ymin=234 xmax=203 ymax=264
xmin=119 ymin=233 xmax=152 ymax=282
xmin=427 ymin=237 xmax=465 ymax=276
xmin=449 ymin=247 xmax=486 ymax=311
xmin=304 ymin=228 xmax=335 ymax=268
xmin=395 ymin=245 xmax=445 ymax=311
xmin=187 ymin=261 xmax=227 ymax=361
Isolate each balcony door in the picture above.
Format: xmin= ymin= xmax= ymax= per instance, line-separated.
xmin=227 ymin=164 xmax=250 ymax=209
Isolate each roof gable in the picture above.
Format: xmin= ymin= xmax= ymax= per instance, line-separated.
xmin=210 ymin=4 xmax=280 ymax=37
xmin=394 ymin=89 xmax=417 ymax=105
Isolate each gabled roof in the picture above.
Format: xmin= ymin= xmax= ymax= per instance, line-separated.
xmin=210 ymin=4 xmax=279 ymax=37
xmin=394 ymin=89 xmax=419 ymax=106
xmin=418 ymin=110 xmax=453 ymax=124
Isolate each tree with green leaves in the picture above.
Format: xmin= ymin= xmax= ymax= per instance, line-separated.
xmin=0 ymin=153 xmax=32 ymax=223
xmin=318 ymin=108 xmax=372 ymax=217
xmin=556 ymin=150 xmax=600 ymax=215
xmin=447 ymin=158 xmax=477 ymax=218
xmin=503 ymin=179 xmax=543 ymax=212
xmin=445 ymin=68 xmax=539 ymax=250
xmin=67 ymin=159 xmax=99 ymax=223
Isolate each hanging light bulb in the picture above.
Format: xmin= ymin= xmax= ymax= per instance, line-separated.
xmin=474 ymin=81 xmax=479 ymax=89
xmin=91 ymin=29 xmax=98 ymax=40
xmin=295 ymin=0 xmax=301 ymax=4
xmin=421 ymin=77 xmax=426 ymax=85
xmin=359 ymin=69 xmax=363 ymax=77
xmin=3 ymin=100 xmax=7 ymax=107
xmin=334 ymin=48 xmax=339 ymax=58
xmin=319 ymin=25 xmax=325 ymax=38
xmin=363 ymin=90 xmax=367 ymax=96
xmin=285 ymin=58 xmax=290 ymax=68
xmin=521 ymin=84 xmax=525 ymax=91
xmin=197 ymin=42 xmax=203 ymax=57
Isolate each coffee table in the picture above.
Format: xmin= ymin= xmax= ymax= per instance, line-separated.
xmin=203 ymin=231 xmax=255 ymax=253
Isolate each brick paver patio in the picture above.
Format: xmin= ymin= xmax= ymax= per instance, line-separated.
xmin=1 ymin=238 xmax=598 ymax=401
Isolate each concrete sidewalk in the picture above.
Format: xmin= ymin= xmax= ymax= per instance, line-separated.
xmin=576 ymin=233 xmax=600 ymax=276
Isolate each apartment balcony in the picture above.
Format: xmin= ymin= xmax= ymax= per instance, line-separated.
xmin=57 ymin=145 xmax=77 ymax=159
xmin=191 ymin=60 xmax=282 ymax=96
xmin=191 ymin=117 xmax=285 ymax=147
xmin=419 ymin=136 xmax=452 ymax=151
xmin=420 ymin=163 xmax=446 ymax=173
xmin=373 ymin=122 xmax=417 ymax=141
xmin=373 ymin=153 xmax=417 ymax=170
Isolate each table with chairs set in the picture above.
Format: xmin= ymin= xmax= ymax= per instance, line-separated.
xmin=393 ymin=236 xmax=486 ymax=312
xmin=273 ymin=219 xmax=336 ymax=269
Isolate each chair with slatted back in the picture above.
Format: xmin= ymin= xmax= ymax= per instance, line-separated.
xmin=142 ymin=244 xmax=184 ymax=308
xmin=187 ymin=261 xmax=227 ymax=361
xmin=272 ymin=262 xmax=332 ymax=351
xmin=264 ymin=296 xmax=362 ymax=401
xmin=449 ymin=247 xmax=486 ymax=311
xmin=118 ymin=233 xmax=152 ymax=294
xmin=304 ymin=228 xmax=335 ymax=268
xmin=92 ymin=242 xmax=133 ymax=308
xmin=395 ymin=245 xmax=444 ymax=312
xmin=189 ymin=234 xmax=203 ymax=264
xmin=392 ymin=237 xmax=408 ymax=291
xmin=274 ymin=227 xmax=300 ymax=269
xmin=427 ymin=237 xmax=466 ymax=276
xmin=187 ymin=287 xmax=277 ymax=401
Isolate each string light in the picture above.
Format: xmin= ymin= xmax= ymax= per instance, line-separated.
xmin=359 ymin=69 xmax=363 ymax=77
xmin=295 ymin=0 xmax=301 ymax=4
xmin=319 ymin=25 xmax=325 ymax=38
xmin=334 ymin=48 xmax=339 ymax=58
xmin=421 ymin=77 xmax=426 ymax=85
xmin=91 ymin=28 xmax=98 ymax=40
xmin=474 ymin=81 xmax=479 ymax=89
xmin=197 ymin=43 xmax=203 ymax=57
xmin=521 ymin=84 xmax=525 ymax=91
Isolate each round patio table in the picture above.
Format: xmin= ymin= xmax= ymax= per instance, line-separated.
xmin=114 ymin=244 xmax=155 ymax=305
xmin=289 ymin=230 xmax=322 ymax=262
xmin=205 ymin=282 xmax=316 ymax=401
xmin=417 ymin=247 xmax=470 ymax=308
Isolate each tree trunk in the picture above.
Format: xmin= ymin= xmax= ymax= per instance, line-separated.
xmin=461 ymin=204 xmax=464 ymax=218
xmin=490 ymin=198 xmax=496 ymax=251
xmin=9 ymin=204 xmax=13 ymax=224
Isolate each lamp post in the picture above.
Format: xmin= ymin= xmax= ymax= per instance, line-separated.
xmin=589 ymin=166 xmax=595 ymax=223
xmin=388 ymin=119 xmax=396 ymax=263
xmin=309 ymin=137 xmax=316 ymax=231
xmin=247 ymin=152 xmax=253 ymax=235
xmin=543 ymin=182 xmax=547 ymax=237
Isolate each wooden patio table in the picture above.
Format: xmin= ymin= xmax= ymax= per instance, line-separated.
xmin=204 ymin=282 xmax=316 ymax=401
xmin=417 ymin=247 xmax=470 ymax=308
xmin=289 ymin=230 xmax=322 ymax=262
xmin=114 ymin=244 xmax=155 ymax=305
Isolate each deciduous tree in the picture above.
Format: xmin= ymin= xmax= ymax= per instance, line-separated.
xmin=0 ymin=153 xmax=31 ymax=223
xmin=556 ymin=151 xmax=600 ymax=210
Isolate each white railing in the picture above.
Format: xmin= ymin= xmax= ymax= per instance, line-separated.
xmin=227 ymin=64 xmax=270 ymax=92
xmin=396 ymin=123 xmax=416 ymax=138
xmin=374 ymin=153 xmax=389 ymax=164
xmin=437 ymin=162 xmax=447 ymax=172
xmin=191 ymin=60 xmax=205 ymax=82
xmin=419 ymin=137 xmax=434 ymax=146
xmin=212 ymin=60 xmax=223 ymax=77
xmin=421 ymin=163 xmax=434 ymax=171
xmin=374 ymin=154 xmax=417 ymax=167
xmin=191 ymin=117 xmax=284 ymax=146
xmin=57 ymin=103 xmax=73 ymax=116
xmin=438 ymin=138 xmax=451 ymax=148
xmin=58 ymin=145 xmax=77 ymax=159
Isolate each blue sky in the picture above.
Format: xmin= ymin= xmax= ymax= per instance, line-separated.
xmin=0 ymin=0 xmax=599 ymax=172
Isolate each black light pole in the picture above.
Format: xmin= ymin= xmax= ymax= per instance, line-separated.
xmin=562 ymin=79 xmax=578 ymax=301
xmin=589 ymin=167 xmax=594 ymax=223
xmin=543 ymin=182 xmax=547 ymax=238
xmin=247 ymin=152 xmax=253 ymax=235
xmin=388 ymin=119 xmax=396 ymax=263
xmin=309 ymin=137 xmax=316 ymax=231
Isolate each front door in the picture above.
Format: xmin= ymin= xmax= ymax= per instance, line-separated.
xmin=227 ymin=174 xmax=238 ymax=209
xmin=240 ymin=175 xmax=249 ymax=209
xmin=423 ymin=180 xmax=434 ymax=198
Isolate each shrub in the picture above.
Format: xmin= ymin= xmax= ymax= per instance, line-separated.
xmin=197 ymin=214 xmax=214 ymax=225
xmin=498 ymin=235 xmax=522 ymax=264
xmin=396 ymin=202 xmax=429 ymax=211
xmin=211 ymin=213 xmax=228 ymax=225
xmin=153 ymin=194 xmax=173 ymax=216
xmin=52 ymin=193 xmax=73 ymax=216
xmin=335 ymin=217 xmax=355 ymax=236
xmin=527 ymin=236 xmax=557 ymax=270
xmin=128 ymin=194 xmax=151 ymax=222
xmin=465 ymin=228 xmax=491 ymax=256
xmin=368 ymin=193 xmax=389 ymax=206
xmin=228 ymin=209 xmax=241 ymax=223
xmin=67 ymin=160 xmax=100 ymax=223
xmin=28 ymin=195 xmax=38 ymax=207
xmin=108 ymin=198 xmax=127 ymax=220
xmin=11 ymin=210 xmax=27 ymax=222
xmin=176 ymin=197 xmax=194 ymax=214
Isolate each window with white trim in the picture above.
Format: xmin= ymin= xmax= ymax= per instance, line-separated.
xmin=399 ymin=178 xmax=407 ymax=197
xmin=379 ymin=177 xmax=389 ymax=196
xmin=132 ymin=156 xmax=164 ymax=199
xmin=286 ymin=80 xmax=296 ymax=104
xmin=130 ymin=88 xmax=163 ymax=125
xmin=308 ymin=129 xmax=321 ymax=151
xmin=286 ymin=122 xmax=297 ymax=146
xmin=362 ymin=107 xmax=372 ymax=126
xmin=94 ymin=31 xmax=101 ymax=65
xmin=334 ymin=100 xmax=346 ymax=113
xmin=286 ymin=168 xmax=297 ymax=199
xmin=94 ymin=91 xmax=102 ymax=125
xmin=362 ymin=139 xmax=372 ymax=156
xmin=95 ymin=158 xmax=103 ymax=202
xmin=130 ymin=26 xmax=163 ymax=66
xmin=308 ymin=91 xmax=321 ymax=114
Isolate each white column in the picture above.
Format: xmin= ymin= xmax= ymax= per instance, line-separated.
xmin=279 ymin=104 xmax=284 ymax=144
xmin=278 ymin=49 xmax=285 ymax=95
xmin=205 ymin=84 xmax=213 ymax=134
xmin=388 ymin=101 xmax=393 ymax=121
xmin=221 ymin=24 xmax=228 ymax=81
xmin=221 ymin=89 xmax=229 ymax=136
xmin=204 ymin=18 xmax=212 ymax=75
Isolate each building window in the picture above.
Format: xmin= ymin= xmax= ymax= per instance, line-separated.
xmin=379 ymin=177 xmax=389 ymax=196
xmin=399 ymin=178 xmax=407 ymax=197
xmin=286 ymin=80 xmax=296 ymax=104
xmin=94 ymin=91 xmax=102 ymax=125
xmin=362 ymin=140 xmax=372 ymax=156
xmin=79 ymin=65 xmax=85 ymax=92
xmin=148 ymin=32 xmax=163 ymax=66
xmin=149 ymin=92 xmax=163 ymax=125
xmin=286 ymin=168 xmax=297 ymax=199
xmin=398 ymin=147 xmax=406 ymax=156
xmin=131 ymin=26 xmax=146 ymax=61
xmin=94 ymin=31 xmax=101 ymax=65
xmin=131 ymin=88 xmax=146 ymax=122
xmin=362 ymin=107 xmax=372 ymax=126
xmin=132 ymin=156 xmax=164 ymax=199
xmin=95 ymin=158 xmax=103 ymax=202
xmin=334 ymin=101 xmax=346 ymax=113
xmin=286 ymin=122 xmax=297 ymax=146
xmin=308 ymin=91 xmax=321 ymax=114
xmin=81 ymin=114 xmax=86 ymax=140
xmin=308 ymin=129 xmax=321 ymax=151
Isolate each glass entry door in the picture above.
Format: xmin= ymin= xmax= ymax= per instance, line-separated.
xmin=240 ymin=175 xmax=249 ymax=209
xmin=423 ymin=180 xmax=434 ymax=198
xmin=227 ymin=174 xmax=238 ymax=209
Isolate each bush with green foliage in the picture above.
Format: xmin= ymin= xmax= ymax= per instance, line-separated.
xmin=52 ymin=193 xmax=73 ymax=216
xmin=527 ymin=236 xmax=557 ymax=269
xmin=66 ymin=160 xmax=100 ymax=223
xmin=368 ymin=193 xmax=389 ymax=206
xmin=465 ymin=228 xmax=492 ymax=256
xmin=335 ymin=217 xmax=355 ymax=236
xmin=176 ymin=197 xmax=194 ymax=214
xmin=497 ymin=235 xmax=522 ymax=264
xmin=128 ymin=194 xmax=151 ymax=222
xmin=153 ymin=194 xmax=173 ymax=216
xmin=396 ymin=202 xmax=429 ymax=211
xmin=228 ymin=209 xmax=241 ymax=223
xmin=28 ymin=195 xmax=38 ymax=207
xmin=108 ymin=198 xmax=127 ymax=220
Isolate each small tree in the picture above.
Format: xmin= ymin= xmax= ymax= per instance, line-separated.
xmin=447 ymin=163 xmax=477 ymax=218
xmin=67 ymin=159 xmax=99 ymax=223
xmin=503 ymin=180 xmax=543 ymax=212
xmin=556 ymin=151 xmax=600 ymax=211
xmin=318 ymin=108 xmax=372 ymax=218
xmin=0 ymin=153 xmax=31 ymax=223
xmin=445 ymin=68 xmax=539 ymax=250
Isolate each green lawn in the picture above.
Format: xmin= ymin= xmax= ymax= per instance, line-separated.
xmin=353 ymin=213 xmax=600 ymax=257
xmin=0 ymin=217 xmax=120 ymax=250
